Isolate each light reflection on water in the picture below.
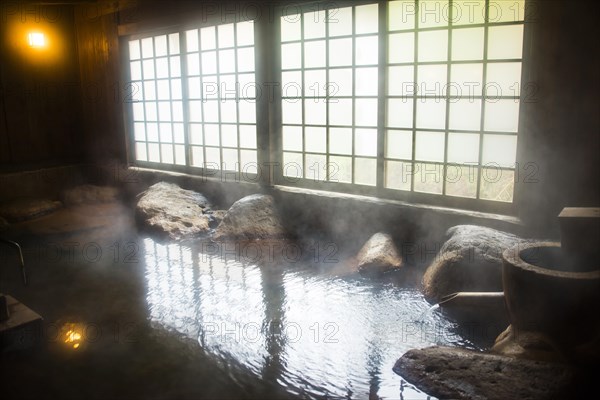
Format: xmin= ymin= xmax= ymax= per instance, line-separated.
xmin=143 ymin=237 xmax=475 ymax=399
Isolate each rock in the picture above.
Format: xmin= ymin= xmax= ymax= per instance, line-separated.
xmin=492 ymin=325 xmax=564 ymax=363
xmin=62 ymin=185 xmax=119 ymax=206
xmin=207 ymin=210 xmax=227 ymax=229
xmin=0 ymin=198 xmax=63 ymax=223
xmin=422 ymin=225 xmax=533 ymax=302
xmin=213 ymin=194 xmax=286 ymax=240
xmin=356 ymin=233 xmax=403 ymax=275
xmin=393 ymin=346 xmax=582 ymax=400
xmin=136 ymin=182 xmax=212 ymax=240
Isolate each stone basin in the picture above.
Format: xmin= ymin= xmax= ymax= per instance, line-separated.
xmin=502 ymin=242 xmax=600 ymax=363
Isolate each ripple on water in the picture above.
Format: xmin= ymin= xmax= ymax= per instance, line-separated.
xmin=142 ymin=237 xmax=473 ymax=399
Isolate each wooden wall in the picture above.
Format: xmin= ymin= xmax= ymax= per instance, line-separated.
xmin=0 ymin=4 xmax=83 ymax=170
xmin=74 ymin=2 xmax=126 ymax=164
xmin=0 ymin=1 xmax=127 ymax=172
xmin=516 ymin=0 xmax=600 ymax=231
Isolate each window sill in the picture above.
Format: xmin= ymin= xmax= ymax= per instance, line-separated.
xmin=127 ymin=167 xmax=524 ymax=233
xmin=272 ymin=185 xmax=524 ymax=230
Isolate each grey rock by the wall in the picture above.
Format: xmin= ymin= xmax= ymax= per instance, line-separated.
xmin=136 ymin=182 xmax=212 ymax=240
xmin=356 ymin=232 xmax=403 ymax=275
xmin=213 ymin=194 xmax=286 ymax=240
xmin=208 ymin=210 xmax=227 ymax=229
xmin=422 ymin=225 xmax=534 ymax=302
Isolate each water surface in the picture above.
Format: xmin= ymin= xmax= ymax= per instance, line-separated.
xmin=1 ymin=219 xmax=481 ymax=399
xmin=142 ymin=237 xmax=479 ymax=399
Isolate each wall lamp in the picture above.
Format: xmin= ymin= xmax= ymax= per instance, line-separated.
xmin=28 ymin=32 xmax=46 ymax=48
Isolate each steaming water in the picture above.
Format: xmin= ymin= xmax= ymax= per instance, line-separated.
xmin=415 ymin=304 xmax=441 ymax=325
xmin=142 ymin=237 xmax=479 ymax=399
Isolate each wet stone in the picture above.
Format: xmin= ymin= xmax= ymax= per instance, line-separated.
xmin=356 ymin=232 xmax=403 ymax=275
xmin=136 ymin=182 xmax=212 ymax=240
xmin=207 ymin=210 xmax=227 ymax=229
xmin=393 ymin=346 xmax=580 ymax=400
xmin=491 ymin=325 xmax=565 ymax=363
xmin=422 ymin=225 xmax=535 ymax=302
xmin=213 ymin=194 xmax=287 ymax=241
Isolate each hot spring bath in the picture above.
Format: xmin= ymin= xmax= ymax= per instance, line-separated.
xmin=1 ymin=228 xmax=492 ymax=399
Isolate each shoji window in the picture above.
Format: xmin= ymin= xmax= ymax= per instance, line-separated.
xmin=279 ymin=0 xmax=525 ymax=206
xmin=384 ymin=0 xmax=525 ymax=202
xmin=126 ymin=0 xmax=526 ymax=211
xmin=129 ymin=33 xmax=186 ymax=165
xmin=280 ymin=3 xmax=380 ymax=186
xmin=185 ymin=21 xmax=258 ymax=174
xmin=128 ymin=20 xmax=258 ymax=175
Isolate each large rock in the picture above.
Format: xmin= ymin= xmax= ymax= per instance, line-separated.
xmin=208 ymin=210 xmax=227 ymax=229
xmin=0 ymin=198 xmax=62 ymax=223
xmin=62 ymin=185 xmax=119 ymax=206
xmin=393 ymin=346 xmax=582 ymax=400
xmin=356 ymin=233 xmax=403 ymax=275
xmin=492 ymin=325 xmax=564 ymax=363
xmin=213 ymin=194 xmax=286 ymax=240
xmin=136 ymin=182 xmax=212 ymax=240
xmin=422 ymin=225 xmax=532 ymax=302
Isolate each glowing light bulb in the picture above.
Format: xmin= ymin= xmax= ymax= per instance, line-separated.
xmin=28 ymin=32 xmax=46 ymax=48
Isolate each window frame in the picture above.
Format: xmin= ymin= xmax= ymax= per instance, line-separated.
xmin=121 ymin=0 xmax=530 ymax=215
xmin=272 ymin=0 xmax=528 ymax=215
xmin=122 ymin=18 xmax=262 ymax=184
